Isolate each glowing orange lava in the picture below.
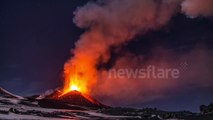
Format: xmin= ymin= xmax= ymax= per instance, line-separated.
xmin=62 ymin=49 xmax=98 ymax=95
xmin=62 ymin=73 xmax=88 ymax=94
xmin=70 ymin=85 xmax=79 ymax=91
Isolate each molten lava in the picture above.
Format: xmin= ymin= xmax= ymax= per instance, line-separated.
xmin=70 ymin=85 xmax=79 ymax=91
xmin=62 ymin=74 xmax=88 ymax=94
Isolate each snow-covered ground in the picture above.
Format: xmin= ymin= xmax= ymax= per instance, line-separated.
xmin=0 ymin=96 xmax=136 ymax=120
xmin=0 ymin=95 xmax=196 ymax=120
xmin=0 ymin=87 xmax=143 ymax=119
xmin=1 ymin=87 xmax=207 ymax=120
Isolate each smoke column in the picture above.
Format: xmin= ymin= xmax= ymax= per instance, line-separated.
xmin=64 ymin=0 xmax=181 ymax=93
xmin=64 ymin=0 xmax=213 ymax=105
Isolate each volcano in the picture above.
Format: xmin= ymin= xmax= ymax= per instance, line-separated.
xmin=38 ymin=90 xmax=108 ymax=109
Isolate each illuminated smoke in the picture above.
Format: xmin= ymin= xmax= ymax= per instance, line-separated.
xmin=181 ymin=0 xmax=213 ymax=18
xmin=64 ymin=0 xmax=213 ymax=105
xmin=64 ymin=0 xmax=181 ymax=94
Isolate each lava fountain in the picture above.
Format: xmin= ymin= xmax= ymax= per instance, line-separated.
xmin=61 ymin=52 xmax=98 ymax=95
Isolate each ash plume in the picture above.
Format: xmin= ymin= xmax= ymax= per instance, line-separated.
xmin=181 ymin=0 xmax=213 ymax=18
xmin=65 ymin=0 xmax=181 ymax=93
xmin=64 ymin=0 xmax=213 ymax=105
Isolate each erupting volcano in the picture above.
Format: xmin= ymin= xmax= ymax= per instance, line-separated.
xmin=38 ymin=70 xmax=106 ymax=109
xmin=1 ymin=0 xmax=213 ymax=119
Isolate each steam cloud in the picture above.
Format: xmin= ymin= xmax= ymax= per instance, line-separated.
xmin=66 ymin=0 xmax=213 ymax=105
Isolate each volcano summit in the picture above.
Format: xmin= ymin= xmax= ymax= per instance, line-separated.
xmin=38 ymin=89 xmax=108 ymax=109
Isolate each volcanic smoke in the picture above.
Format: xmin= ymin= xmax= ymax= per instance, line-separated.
xmin=62 ymin=0 xmax=213 ymax=104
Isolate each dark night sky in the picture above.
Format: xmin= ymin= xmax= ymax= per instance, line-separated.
xmin=0 ymin=0 xmax=87 ymax=95
xmin=0 ymin=0 xmax=213 ymax=112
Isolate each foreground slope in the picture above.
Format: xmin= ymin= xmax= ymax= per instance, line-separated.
xmin=0 ymin=87 xmax=23 ymax=99
xmin=0 ymin=87 xmax=213 ymax=120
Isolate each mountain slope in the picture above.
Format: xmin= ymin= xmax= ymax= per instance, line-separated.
xmin=1 ymin=87 xmax=213 ymax=120
xmin=0 ymin=87 xmax=23 ymax=99
xmin=38 ymin=90 xmax=108 ymax=109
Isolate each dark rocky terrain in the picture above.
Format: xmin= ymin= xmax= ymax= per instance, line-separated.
xmin=0 ymin=87 xmax=213 ymax=120
xmin=38 ymin=90 xmax=108 ymax=109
